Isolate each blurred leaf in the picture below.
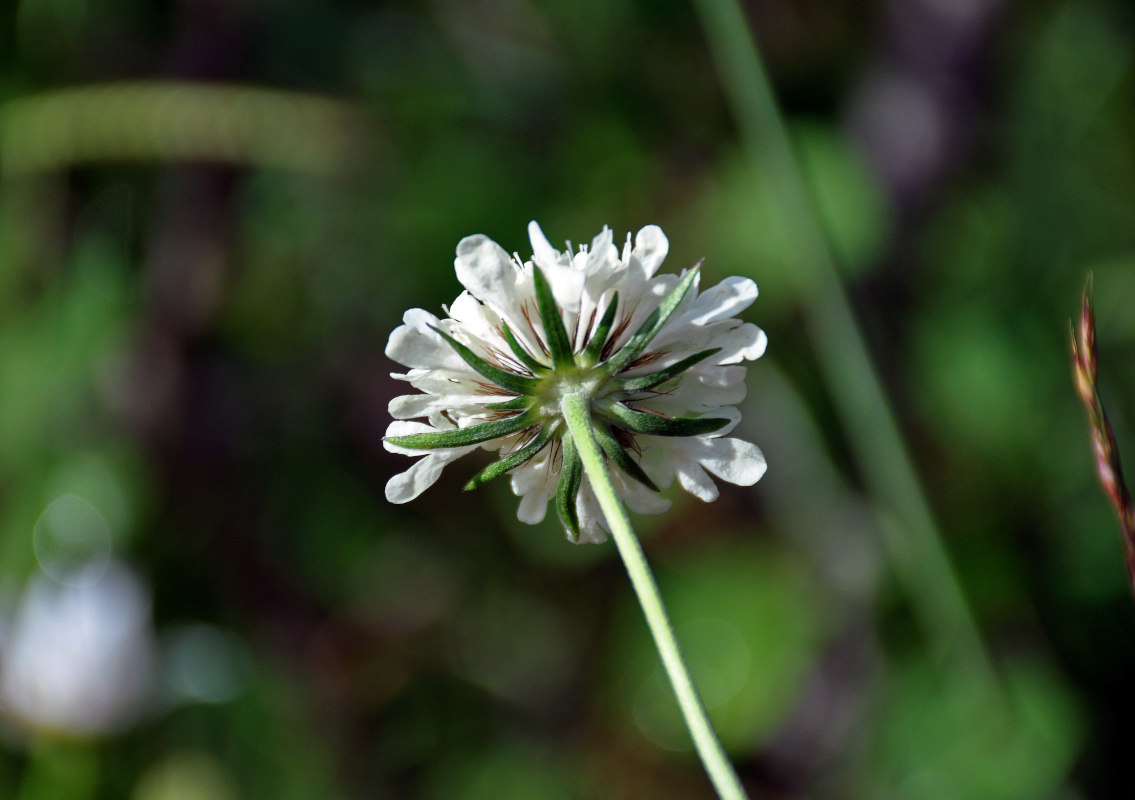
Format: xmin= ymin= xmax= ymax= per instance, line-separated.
xmin=17 ymin=741 xmax=98 ymax=800
xmin=700 ymin=122 xmax=889 ymax=316
xmin=0 ymin=233 xmax=130 ymax=477
xmin=605 ymin=541 xmax=827 ymax=752
xmin=423 ymin=742 xmax=577 ymax=800
xmin=443 ymin=586 xmax=580 ymax=708
xmin=132 ymin=750 xmax=241 ymax=800
xmin=910 ymin=303 xmax=1043 ymax=462
xmin=867 ymin=658 xmax=1081 ymax=800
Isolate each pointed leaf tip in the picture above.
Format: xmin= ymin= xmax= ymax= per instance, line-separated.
xmin=428 ymin=325 xmax=540 ymax=396
xmin=606 ymin=403 xmax=728 ymax=437
xmin=463 ymin=426 xmax=553 ymax=490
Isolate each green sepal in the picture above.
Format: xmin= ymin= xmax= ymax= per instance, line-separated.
xmin=604 ymin=264 xmax=700 ymax=376
xmin=605 ymin=403 xmax=728 ymax=437
xmin=531 ymin=266 xmax=575 ymax=369
xmin=387 ymin=408 xmax=539 ymax=450
xmin=594 ymin=422 xmax=658 ymax=492
xmin=485 ymin=396 xmax=531 ymax=411
xmin=555 ymin=433 xmax=583 ymax=542
xmin=579 ymin=293 xmax=619 ymax=367
xmin=463 ymin=426 xmax=553 ymax=491
xmin=429 ymin=325 xmax=540 ymax=396
xmin=501 ymin=322 xmax=548 ymax=375
xmin=618 ymin=348 xmax=721 ymax=394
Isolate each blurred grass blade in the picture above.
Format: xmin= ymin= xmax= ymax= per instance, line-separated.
xmin=694 ymin=0 xmax=998 ymax=694
xmin=0 ymin=82 xmax=367 ymax=176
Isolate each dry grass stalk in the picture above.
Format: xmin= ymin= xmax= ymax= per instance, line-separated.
xmin=1071 ymin=278 xmax=1135 ymax=594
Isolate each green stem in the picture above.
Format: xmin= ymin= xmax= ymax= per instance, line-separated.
xmin=560 ymin=392 xmax=751 ymax=800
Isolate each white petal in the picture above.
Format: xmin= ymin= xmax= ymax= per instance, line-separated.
xmin=617 ymin=472 xmax=671 ymax=515
xmin=388 ymin=393 xmax=510 ymax=420
xmin=587 ymin=226 xmax=616 ymax=268
xmin=636 ymin=380 xmax=745 ymax=420
xmin=386 ymin=309 xmax=466 ymax=371
xmin=684 ymin=277 xmax=758 ymax=326
xmin=528 ymin=221 xmax=563 ymax=271
xmin=401 ymin=368 xmax=485 ymax=395
xmin=675 ymin=461 xmax=720 ymax=502
xmin=695 ymin=437 xmax=767 ymax=486
xmin=691 ymin=364 xmax=748 ymax=389
xmin=632 ymin=225 xmax=669 ymax=278
xmin=714 ymin=322 xmax=768 ymax=364
xmin=574 ymin=483 xmax=609 ymax=544
xmin=640 ymin=440 xmax=717 ymax=502
xmin=446 ymin=291 xmax=506 ymax=348
xmin=386 ymin=450 xmax=467 ymax=503
xmin=542 ymin=262 xmax=586 ymax=315
xmin=607 ymin=272 xmax=679 ymax=354
xmin=711 ymin=406 xmax=743 ymax=436
xmin=510 ymin=448 xmax=552 ymax=494
xmin=517 ymin=489 xmax=550 ymax=524
xmin=454 ymin=234 xmax=523 ymax=322
xmin=512 ymin=448 xmax=557 ymax=523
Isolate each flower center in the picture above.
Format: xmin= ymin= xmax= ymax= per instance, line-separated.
xmin=536 ymin=363 xmax=615 ymax=416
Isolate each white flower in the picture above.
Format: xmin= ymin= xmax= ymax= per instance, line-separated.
xmin=0 ymin=561 xmax=157 ymax=736
xmin=384 ymin=222 xmax=767 ymax=544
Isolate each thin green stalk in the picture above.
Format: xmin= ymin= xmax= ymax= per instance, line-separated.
xmin=692 ymin=0 xmax=999 ymax=695
xmin=560 ymin=392 xmax=751 ymax=800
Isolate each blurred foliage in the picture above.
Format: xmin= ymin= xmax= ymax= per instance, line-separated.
xmin=0 ymin=0 xmax=1133 ymax=798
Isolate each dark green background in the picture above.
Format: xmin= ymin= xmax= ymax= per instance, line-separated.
xmin=0 ymin=0 xmax=1132 ymax=797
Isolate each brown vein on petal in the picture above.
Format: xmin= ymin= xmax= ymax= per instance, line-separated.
xmin=501 ymin=425 xmax=542 ymax=454
xmin=625 ymin=351 xmax=666 ymax=372
xmin=602 ymin=303 xmax=637 ymax=362
xmin=472 ymin=380 xmax=505 ymax=395
xmin=548 ymin=437 xmax=562 ymax=485
xmin=521 ymin=302 xmax=550 ymax=356
xmin=580 ymin=306 xmax=598 ymax=352
xmin=484 ymin=342 xmax=533 ymax=377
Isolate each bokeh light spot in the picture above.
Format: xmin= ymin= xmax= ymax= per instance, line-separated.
xmin=33 ymin=495 xmax=112 ymax=585
xmin=162 ymin=624 xmax=250 ymax=704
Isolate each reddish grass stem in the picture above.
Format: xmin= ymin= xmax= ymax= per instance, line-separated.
xmin=1071 ymin=278 xmax=1135 ymax=595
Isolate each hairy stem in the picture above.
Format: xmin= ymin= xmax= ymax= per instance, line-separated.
xmin=560 ymin=392 xmax=751 ymax=800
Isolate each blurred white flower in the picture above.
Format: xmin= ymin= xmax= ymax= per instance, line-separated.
xmin=0 ymin=561 xmax=157 ymax=736
xmin=385 ymin=222 xmax=767 ymax=543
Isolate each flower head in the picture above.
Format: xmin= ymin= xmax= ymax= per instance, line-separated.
xmin=384 ymin=222 xmax=767 ymax=543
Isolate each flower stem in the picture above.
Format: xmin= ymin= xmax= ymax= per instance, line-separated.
xmin=560 ymin=392 xmax=751 ymax=800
